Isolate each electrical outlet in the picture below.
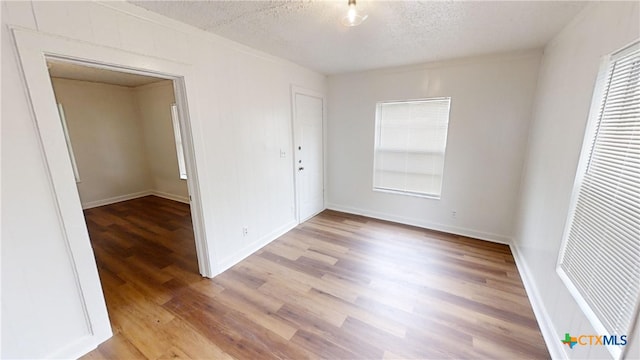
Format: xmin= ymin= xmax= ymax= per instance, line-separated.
xmin=242 ymin=227 xmax=248 ymax=236
xmin=451 ymin=210 xmax=457 ymax=218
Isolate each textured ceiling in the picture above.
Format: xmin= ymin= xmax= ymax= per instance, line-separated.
xmin=47 ymin=60 xmax=165 ymax=87
xmin=130 ymin=1 xmax=588 ymax=75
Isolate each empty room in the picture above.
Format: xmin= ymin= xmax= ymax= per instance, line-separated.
xmin=1 ymin=1 xmax=638 ymax=359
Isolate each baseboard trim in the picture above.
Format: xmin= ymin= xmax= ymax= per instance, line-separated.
xmin=215 ymin=219 xmax=298 ymax=275
xmin=326 ymin=203 xmax=512 ymax=245
xmin=47 ymin=331 xmax=111 ymax=360
xmin=510 ymin=243 xmax=565 ymax=360
xmin=82 ymin=191 xmax=153 ymax=209
xmin=150 ymin=190 xmax=189 ymax=204
xmin=82 ymin=190 xmax=189 ymax=209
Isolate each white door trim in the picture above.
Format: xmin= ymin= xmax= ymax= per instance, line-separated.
xmin=290 ymin=85 xmax=327 ymax=224
xmin=10 ymin=27 xmax=215 ymax=357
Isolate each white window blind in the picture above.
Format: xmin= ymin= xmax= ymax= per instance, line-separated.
xmin=558 ymin=41 xmax=640 ymax=359
xmin=170 ymin=104 xmax=187 ymax=180
xmin=373 ymin=98 xmax=451 ymax=198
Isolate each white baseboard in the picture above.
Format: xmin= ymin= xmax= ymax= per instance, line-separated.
xmin=326 ymin=203 xmax=512 ymax=244
xmin=510 ymin=243 xmax=565 ymax=360
xmin=82 ymin=190 xmax=189 ymax=209
xmin=47 ymin=331 xmax=111 ymax=360
xmin=82 ymin=190 xmax=153 ymax=209
xmin=216 ymin=219 xmax=298 ymax=275
xmin=150 ymin=190 xmax=189 ymax=204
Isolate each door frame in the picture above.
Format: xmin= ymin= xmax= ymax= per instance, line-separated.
xmin=11 ymin=27 xmax=215 ymax=357
xmin=290 ymin=85 xmax=327 ymax=223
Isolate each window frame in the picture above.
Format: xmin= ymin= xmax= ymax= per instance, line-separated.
xmin=556 ymin=40 xmax=640 ymax=360
xmin=57 ymin=103 xmax=81 ymax=183
xmin=372 ymin=97 xmax=452 ymax=199
xmin=170 ymin=103 xmax=188 ymax=180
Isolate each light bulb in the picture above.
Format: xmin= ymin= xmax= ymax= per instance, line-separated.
xmin=348 ymin=5 xmax=356 ymax=24
xmin=341 ymin=0 xmax=367 ymax=27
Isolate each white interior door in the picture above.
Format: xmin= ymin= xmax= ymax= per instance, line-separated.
xmin=294 ymin=91 xmax=324 ymax=222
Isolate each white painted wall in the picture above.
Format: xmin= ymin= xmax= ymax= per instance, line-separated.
xmin=134 ymin=80 xmax=189 ymax=202
xmin=0 ymin=50 xmax=92 ymax=358
xmin=512 ymin=2 xmax=640 ymax=359
xmin=52 ymin=78 xmax=189 ymax=208
xmin=1 ymin=21 xmax=93 ymax=360
xmin=1 ymin=1 xmax=325 ymax=358
xmin=51 ymin=78 xmax=153 ymax=206
xmin=327 ymin=51 xmax=541 ymax=243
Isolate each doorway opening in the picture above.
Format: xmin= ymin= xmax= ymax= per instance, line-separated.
xmin=45 ymin=57 xmax=204 ymax=335
xmin=11 ymin=27 xmax=215 ymax=353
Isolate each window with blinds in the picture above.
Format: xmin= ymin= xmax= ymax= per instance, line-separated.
xmin=557 ymin=41 xmax=640 ymax=359
xmin=57 ymin=103 xmax=81 ymax=183
xmin=170 ymin=104 xmax=187 ymax=180
xmin=373 ymin=98 xmax=451 ymax=198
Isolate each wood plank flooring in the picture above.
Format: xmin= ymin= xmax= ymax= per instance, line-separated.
xmin=81 ymin=196 xmax=549 ymax=359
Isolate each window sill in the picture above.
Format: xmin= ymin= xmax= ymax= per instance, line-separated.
xmin=373 ymin=187 xmax=441 ymax=200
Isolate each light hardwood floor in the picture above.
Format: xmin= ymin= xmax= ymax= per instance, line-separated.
xmin=81 ymin=196 xmax=549 ymax=359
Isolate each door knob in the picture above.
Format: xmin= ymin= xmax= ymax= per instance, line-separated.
xmin=298 ymin=167 xmax=304 ymax=171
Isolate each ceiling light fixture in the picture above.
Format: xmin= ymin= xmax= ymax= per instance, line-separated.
xmin=341 ymin=0 xmax=368 ymax=27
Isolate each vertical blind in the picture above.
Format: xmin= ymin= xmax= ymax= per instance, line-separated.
xmin=558 ymin=41 xmax=640 ymax=359
xmin=373 ymin=98 xmax=451 ymax=198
